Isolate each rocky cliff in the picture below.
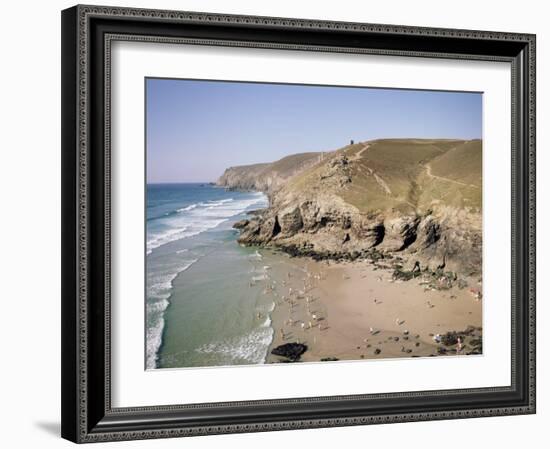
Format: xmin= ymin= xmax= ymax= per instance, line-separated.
xmin=220 ymin=139 xmax=482 ymax=277
xmin=217 ymin=152 xmax=322 ymax=200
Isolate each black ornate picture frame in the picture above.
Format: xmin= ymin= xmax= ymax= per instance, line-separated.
xmin=61 ymin=4 xmax=536 ymax=443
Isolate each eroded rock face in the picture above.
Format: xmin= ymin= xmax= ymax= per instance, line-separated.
xmin=259 ymin=217 xmax=280 ymax=241
xmin=278 ymin=206 xmax=303 ymax=235
xmin=377 ymin=216 xmax=420 ymax=252
xmin=237 ymin=219 xmax=261 ymax=244
xmin=351 ymin=219 xmax=385 ymax=248
xmin=232 ymin=219 xmax=250 ymax=230
xmin=298 ymin=201 xmax=321 ymax=230
xmin=414 ymin=215 xmax=441 ymax=249
xmin=319 ymin=154 xmax=352 ymax=187
xmin=297 ymin=199 xmax=353 ymax=232
xmin=408 ymin=211 xmax=481 ymax=275
xmin=229 ymin=173 xmax=480 ymax=276
xmin=235 ymin=204 xmax=481 ymax=276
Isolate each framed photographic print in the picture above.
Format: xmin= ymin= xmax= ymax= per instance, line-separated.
xmin=61 ymin=4 xmax=536 ymax=443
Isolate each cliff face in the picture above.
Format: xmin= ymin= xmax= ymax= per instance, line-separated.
xmin=222 ymin=139 xmax=482 ymax=276
xmin=216 ymin=163 xmax=271 ymax=193
xmin=216 ymin=152 xmax=322 ymax=200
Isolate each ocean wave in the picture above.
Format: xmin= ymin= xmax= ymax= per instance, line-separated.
xmin=146 ymin=189 xmax=270 ymax=369
xmin=177 ymin=204 xmax=198 ymax=212
xmin=205 ymin=198 xmax=234 ymax=206
xmin=262 ymin=314 xmax=272 ymax=328
xmin=148 ymin=197 xmax=245 ymax=222
xmin=146 ymin=193 xmax=267 ymax=254
xmin=147 ymin=226 xmax=193 ymax=254
xmin=146 ymin=259 xmax=197 ymax=370
xmin=249 ymin=250 xmax=263 ymax=261
xmin=253 ymin=273 xmax=268 ymax=280
xmin=146 ymin=313 xmax=167 ymax=370
xmin=195 ymin=322 xmax=273 ymax=365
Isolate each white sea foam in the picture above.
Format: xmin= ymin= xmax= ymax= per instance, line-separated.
xmin=147 ymin=298 xmax=170 ymax=314
xmin=194 ymin=307 xmax=275 ymax=365
xmin=205 ymin=198 xmax=234 ymax=206
xmin=249 ymin=250 xmax=263 ymax=261
xmin=146 ymin=259 xmax=197 ymax=369
xmin=146 ymin=190 xmax=269 ymax=369
xmin=177 ymin=204 xmax=198 ymax=212
xmin=147 ymin=226 xmax=190 ymax=254
xmin=147 ymin=192 xmax=267 ymax=255
xmin=146 ymin=315 xmax=166 ymax=370
xmin=195 ymin=323 xmax=273 ymax=365
xmin=251 ymin=274 xmax=268 ymax=282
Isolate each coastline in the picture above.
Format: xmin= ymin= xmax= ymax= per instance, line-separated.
xmin=148 ymin=184 xmax=482 ymax=369
xmin=147 ymin=185 xmax=271 ymax=369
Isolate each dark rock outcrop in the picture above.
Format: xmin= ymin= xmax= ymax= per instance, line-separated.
xmin=437 ymin=326 xmax=483 ymax=354
xmin=271 ymin=343 xmax=308 ymax=362
xmin=232 ymin=219 xmax=250 ymax=229
xmin=235 ymin=203 xmax=480 ymax=276
xmin=378 ymin=216 xmax=420 ymax=252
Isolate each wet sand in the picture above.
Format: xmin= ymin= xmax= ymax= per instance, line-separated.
xmin=263 ymin=255 xmax=482 ymax=363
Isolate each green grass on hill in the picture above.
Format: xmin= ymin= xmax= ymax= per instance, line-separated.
xmin=428 ymin=140 xmax=482 ymax=187
xmin=267 ymin=152 xmax=322 ymax=175
xmin=416 ymin=140 xmax=482 ymax=211
xmin=283 ymin=139 xmax=482 ymax=214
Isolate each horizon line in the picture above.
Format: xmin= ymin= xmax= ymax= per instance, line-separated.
xmin=147 ymin=136 xmax=482 ymax=184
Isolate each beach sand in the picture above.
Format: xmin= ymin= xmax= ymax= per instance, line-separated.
xmin=262 ymin=254 xmax=482 ymax=363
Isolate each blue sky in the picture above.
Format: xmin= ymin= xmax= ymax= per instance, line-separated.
xmin=146 ymin=78 xmax=482 ymax=183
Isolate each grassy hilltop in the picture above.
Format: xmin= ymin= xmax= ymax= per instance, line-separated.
xmin=284 ymin=139 xmax=481 ymax=214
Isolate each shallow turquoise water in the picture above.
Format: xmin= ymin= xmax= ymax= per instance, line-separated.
xmin=146 ymin=183 xmax=268 ymax=369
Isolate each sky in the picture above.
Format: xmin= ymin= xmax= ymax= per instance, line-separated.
xmin=146 ymin=78 xmax=482 ymax=183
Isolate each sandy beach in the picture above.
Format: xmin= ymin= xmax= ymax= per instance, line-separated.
xmin=263 ymin=254 xmax=482 ymax=363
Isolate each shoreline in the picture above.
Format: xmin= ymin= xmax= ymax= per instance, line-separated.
xmin=150 ymin=188 xmax=481 ymax=369
xmin=148 ymin=186 xmax=271 ymax=370
xmin=259 ymin=250 xmax=482 ymax=363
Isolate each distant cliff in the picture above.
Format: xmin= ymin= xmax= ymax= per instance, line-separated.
xmin=220 ymin=139 xmax=482 ymax=277
xmin=216 ymin=152 xmax=322 ymax=200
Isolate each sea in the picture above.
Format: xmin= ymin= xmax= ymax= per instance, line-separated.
xmin=146 ymin=183 xmax=273 ymax=370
